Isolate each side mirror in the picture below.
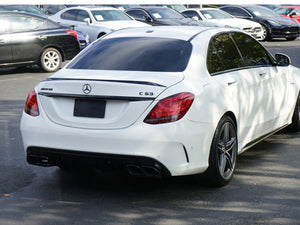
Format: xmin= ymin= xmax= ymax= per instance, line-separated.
xmin=275 ymin=53 xmax=290 ymax=66
xmin=192 ymin=16 xmax=199 ymax=21
xmin=84 ymin=18 xmax=91 ymax=25
xmin=288 ymin=12 xmax=297 ymax=17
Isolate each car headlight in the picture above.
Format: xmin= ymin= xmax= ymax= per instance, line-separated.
xmin=85 ymin=34 xmax=90 ymax=43
xmin=225 ymin=25 xmax=240 ymax=30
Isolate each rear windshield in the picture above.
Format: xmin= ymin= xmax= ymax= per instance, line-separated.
xmin=67 ymin=37 xmax=192 ymax=72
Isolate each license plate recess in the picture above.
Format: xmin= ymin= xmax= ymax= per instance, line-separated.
xmin=74 ymin=99 xmax=106 ymax=118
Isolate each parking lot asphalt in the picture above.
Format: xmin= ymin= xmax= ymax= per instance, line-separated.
xmin=0 ymin=38 xmax=299 ymax=225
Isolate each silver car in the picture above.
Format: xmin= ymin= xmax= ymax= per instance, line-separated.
xmin=50 ymin=6 xmax=149 ymax=42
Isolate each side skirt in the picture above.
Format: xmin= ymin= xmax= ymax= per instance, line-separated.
xmin=239 ymin=124 xmax=289 ymax=154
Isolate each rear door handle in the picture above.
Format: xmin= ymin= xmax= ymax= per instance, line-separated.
xmin=228 ymin=80 xmax=237 ymax=86
xmin=259 ymin=72 xmax=267 ymax=77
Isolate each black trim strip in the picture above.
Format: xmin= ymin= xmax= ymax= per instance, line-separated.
xmin=182 ymin=145 xmax=189 ymax=163
xmin=243 ymin=124 xmax=289 ymax=151
xmin=38 ymin=92 xmax=155 ymax=101
xmin=42 ymin=78 xmax=166 ymax=88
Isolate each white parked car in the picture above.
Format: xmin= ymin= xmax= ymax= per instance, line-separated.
xmin=182 ymin=8 xmax=264 ymax=40
xmin=50 ymin=6 xmax=150 ymax=42
xmin=20 ymin=26 xmax=300 ymax=187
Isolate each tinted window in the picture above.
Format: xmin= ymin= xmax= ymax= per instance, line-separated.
xmin=10 ymin=15 xmax=45 ymax=32
xmin=221 ymin=7 xmax=251 ymax=18
xmin=68 ymin=37 xmax=192 ymax=72
xmin=207 ymin=33 xmax=243 ymax=74
xmin=77 ymin=10 xmax=90 ymax=22
xmin=126 ymin=9 xmax=148 ymax=20
xmin=232 ymin=33 xmax=272 ymax=66
xmin=61 ymin=9 xmax=77 ymax=20
xmin=182 ymin=11 xmax=202 ymax=20
xmin=0 ymin=15 xmax=10 ymax=34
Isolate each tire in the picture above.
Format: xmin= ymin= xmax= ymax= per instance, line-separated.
xmin=40 ymin=48 xmax=62 ymax=72
xmin=286 ymin=36 xmax=297 ymax=41
xmin=199 ymin=116 xmax=238 ymax=187
xmin=261 ymin=25 xmax=271 ymax=41
xmin=289 ymin=92 xmax=300 ymax=131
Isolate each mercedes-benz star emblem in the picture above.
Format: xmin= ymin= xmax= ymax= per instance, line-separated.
xmin=82 ymin=84 xmax=92 ymax=94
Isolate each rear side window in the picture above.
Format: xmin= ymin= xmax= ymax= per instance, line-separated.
xmin=68 ymin=37 xmax=192 ymax=72
xmin=207 ymin=33 xmax=243 ymax=74
xmin=126 ymin=10 xmax=148 ymax=20
xmin=0 ymin=15 xmax=10 ymax=34
xmin=10 ymin=15 xmax=45 ymax=32
xmin=182 ymin=11 xmax=202 ymax=20
xmin=61 ymin=9 xmax=77 ymax=21
xmin=221 ymin=7 xmax=251 ymax=18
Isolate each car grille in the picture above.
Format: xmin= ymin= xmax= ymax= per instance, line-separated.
xmin=243 ymin=27 xmax=262 ymax=34
xmin=243 ymin=27 xmax=263 ymax=39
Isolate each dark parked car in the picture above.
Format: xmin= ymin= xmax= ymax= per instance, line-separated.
xmin=125 ymin=6 xmax=201 ymax=26
xmin=0 ymin=12 xmax=80 ymax=72
xmin=219 ymin=5 xmax=300 ymax=41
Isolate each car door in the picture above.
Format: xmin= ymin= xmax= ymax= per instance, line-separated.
xmin=0 ymin=15 xmax=12 ymax=65
xmin=232 ymin=32 xmax=287 ymax=133
xmin=10 ymin=15 xmax=45 ymax=63
xmin=206 ymin=32 xmax=269 ymax=146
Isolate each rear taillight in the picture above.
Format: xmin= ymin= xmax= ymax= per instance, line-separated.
xmin=144 ymin=92 xmax=194 ymax=124
xmin=24 ymin=89 xmax=39 ymax=117
xmin=66 ymin=30 xmax=78 ymax=40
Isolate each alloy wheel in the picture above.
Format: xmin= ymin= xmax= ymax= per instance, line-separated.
xmin=217 ymin=122 xmax=237 ymax=180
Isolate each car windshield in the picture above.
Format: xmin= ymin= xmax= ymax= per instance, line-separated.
xmin=67 ymin=37 xmax=192 ymax=72
xmin=274 ymin=7 xmax=292 ymax=15
xmin=147 ymin=8 xmax=185 ymax=19
xmin=91 ymin=9 xmax=132 ymax=21
xmin=246 ymin=6 xmax=279 ymax=18
xmin=200 ymin=9 xmax=232 ymax=19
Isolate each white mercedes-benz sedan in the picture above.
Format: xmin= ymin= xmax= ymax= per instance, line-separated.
xmin=20 ymin=26 xmax=300 ymax=186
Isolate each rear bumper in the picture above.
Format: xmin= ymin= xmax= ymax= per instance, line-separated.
xmin=27 ymin=147 xmax=171 ymax=178
xmin=20 ymin=111 xmax=213 ymax=177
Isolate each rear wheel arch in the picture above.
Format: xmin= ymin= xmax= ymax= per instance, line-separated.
xmin=97 ymin=32 xmax=107 ymax=39
xmin=195 ymin=112 xmax=238 ymax=187
xmin=289 ymin=91 xmax=300 ymax=131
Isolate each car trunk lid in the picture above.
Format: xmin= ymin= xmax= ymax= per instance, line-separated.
xmin=37 ymin=69 xmax=183 ymax=129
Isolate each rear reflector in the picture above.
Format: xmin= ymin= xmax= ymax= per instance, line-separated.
xmin=24 ymin=89 xmax=39 ymax=117
xmin=144 ymin=92 xmax=194 ymax=124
